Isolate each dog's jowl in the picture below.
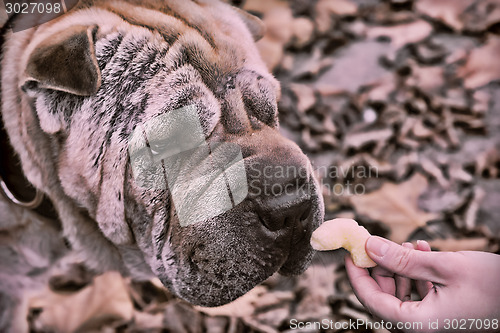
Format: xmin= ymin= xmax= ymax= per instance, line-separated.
xmin=0 ymin=0 xmax=324 ymax=331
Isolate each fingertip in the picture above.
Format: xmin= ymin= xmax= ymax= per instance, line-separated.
xmin=417 ymin=240 xmax=431 ymax=251
xmin=365 ymin=237 xmax=443 ymax=282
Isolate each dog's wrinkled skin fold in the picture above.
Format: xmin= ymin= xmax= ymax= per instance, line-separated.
xmin=0 ymin=0 xmax=324 ymax=331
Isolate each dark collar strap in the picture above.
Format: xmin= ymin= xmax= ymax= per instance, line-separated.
xmin=2 ymin=174 xmax=62 ymax=224
xmin=0 ymin=176 xmax=44 ymax=209
xmin=0 ymin=115 xmax=58 ymax=221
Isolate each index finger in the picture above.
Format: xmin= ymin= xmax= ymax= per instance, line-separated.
xmin=365 ymin=237 xmax=452 ymax=284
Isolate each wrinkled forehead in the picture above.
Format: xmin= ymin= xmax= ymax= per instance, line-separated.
xmin=78 ymin=0 xmax=271 ymax=78
xmin=24 ymin=0 xmax=278 ymax=95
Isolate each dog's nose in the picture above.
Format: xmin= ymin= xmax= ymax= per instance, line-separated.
xmin=257 ymin=198 xmax=312 ymax=231
xmin=234 ymin=126 xmax=315 ymax=231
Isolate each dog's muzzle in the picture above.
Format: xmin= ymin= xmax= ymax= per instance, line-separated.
xmin=128 ymin=105 xmax=324 ymax=306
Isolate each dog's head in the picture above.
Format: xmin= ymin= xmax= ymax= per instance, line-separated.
xmin=4 ymin=0 xmax=324 ymax=306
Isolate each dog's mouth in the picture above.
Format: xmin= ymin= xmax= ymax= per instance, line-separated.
xmin=157 ymin=184 xmax=323 ymax=307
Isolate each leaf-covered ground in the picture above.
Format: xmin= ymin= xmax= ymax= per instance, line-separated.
xmin=30 ymin=0 xmax=500 ymax=332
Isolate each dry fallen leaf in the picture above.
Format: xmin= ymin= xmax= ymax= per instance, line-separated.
xmin=424 ymin=237 xmax=490 ymax=252
xmin=30 ymin=272 xmax=133 ymax=332
xmin=133 ymin=311 xmax=165 ymax=330
xmin=163 ymin=300 xmax=205 ymax=333
xmin=415 ymin=0 xmax=475 ymax=31
xmin=291 ymin=17 xmax=315 ymax=48
xmin=315 ymin=0 xmax=357 ymax=33
xmin=458 ymin=36 xmax=500 ymax=89
xmin=362 ymin=76 xmax=397 ymax=102
xmin=255 ymin=6 xmax=294 ymax=71
xmin=289 ymin=83 xmax=317 ymax=113
xmin=366 ymin=20 xmax=433 ymax=48
xmin=243 ymin=0 xmax=289 ymax=15
xmin=195 ymin=283 xmax=294 ymax=319
xmin=257 ymin=36 xmax=285 ymax=72
xmin=407 ymin=64 xmax=445 ymax=93
xmin=343 ymin=127 xmax=393 ymax=153
xmin=350 ymin=173 xmax=440 ymax=243
xmin=316 ymin=41 xmax=393 ymax=94
xmin=476 ymin=179 xmax=500 ymax=238
xmin=460 ymin=0 xmax=500 ymax=33
xmin=263 ymin=7 xmax=294 ymax=44
xmin=294 ymin=263 xmax=337 ymax=320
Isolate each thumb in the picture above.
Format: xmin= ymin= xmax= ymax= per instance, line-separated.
xmin=366 ymin=236 xmax=452 ymax=284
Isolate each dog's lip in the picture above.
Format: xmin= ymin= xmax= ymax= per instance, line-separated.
xmin=278 ymin=242 xmax=314 ymax=275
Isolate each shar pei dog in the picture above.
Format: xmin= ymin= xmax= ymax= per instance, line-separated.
xmin=0 ymin=0 xmax=324 ymax=331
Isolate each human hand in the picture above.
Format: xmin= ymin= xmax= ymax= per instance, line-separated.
xmin=345 ymin=236 xmax=500 ymax=332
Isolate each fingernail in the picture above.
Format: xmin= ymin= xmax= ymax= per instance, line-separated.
xmin=366 ymin=236 xmax=390 ymax=258
xmin=417 ymin=240 xmax=428 ymax=246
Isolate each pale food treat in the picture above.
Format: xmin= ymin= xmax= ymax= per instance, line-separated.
xmin=311 ymin=218 xmax=377 ymax=268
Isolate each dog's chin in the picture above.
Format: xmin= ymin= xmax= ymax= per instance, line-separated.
xmin=161 ymin=267 xmax=272 ymax=307
xmin=178 ymin=247 xmax=316 ymax=307
xmin=278 ymin=246 xmax=315 ymax=276
xmin=159 ymin=248 xmax=283 ymax=307
xmin=162 ymin=249 xmax=313 ymax=307
xmin=157 ymin=200 xmax=322 ymax=307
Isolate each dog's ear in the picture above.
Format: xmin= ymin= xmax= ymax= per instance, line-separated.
xmin=22 ymin=25 xmax=101 ymax=96
xmin=233 ymin=7 xmax=266 ymax=41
